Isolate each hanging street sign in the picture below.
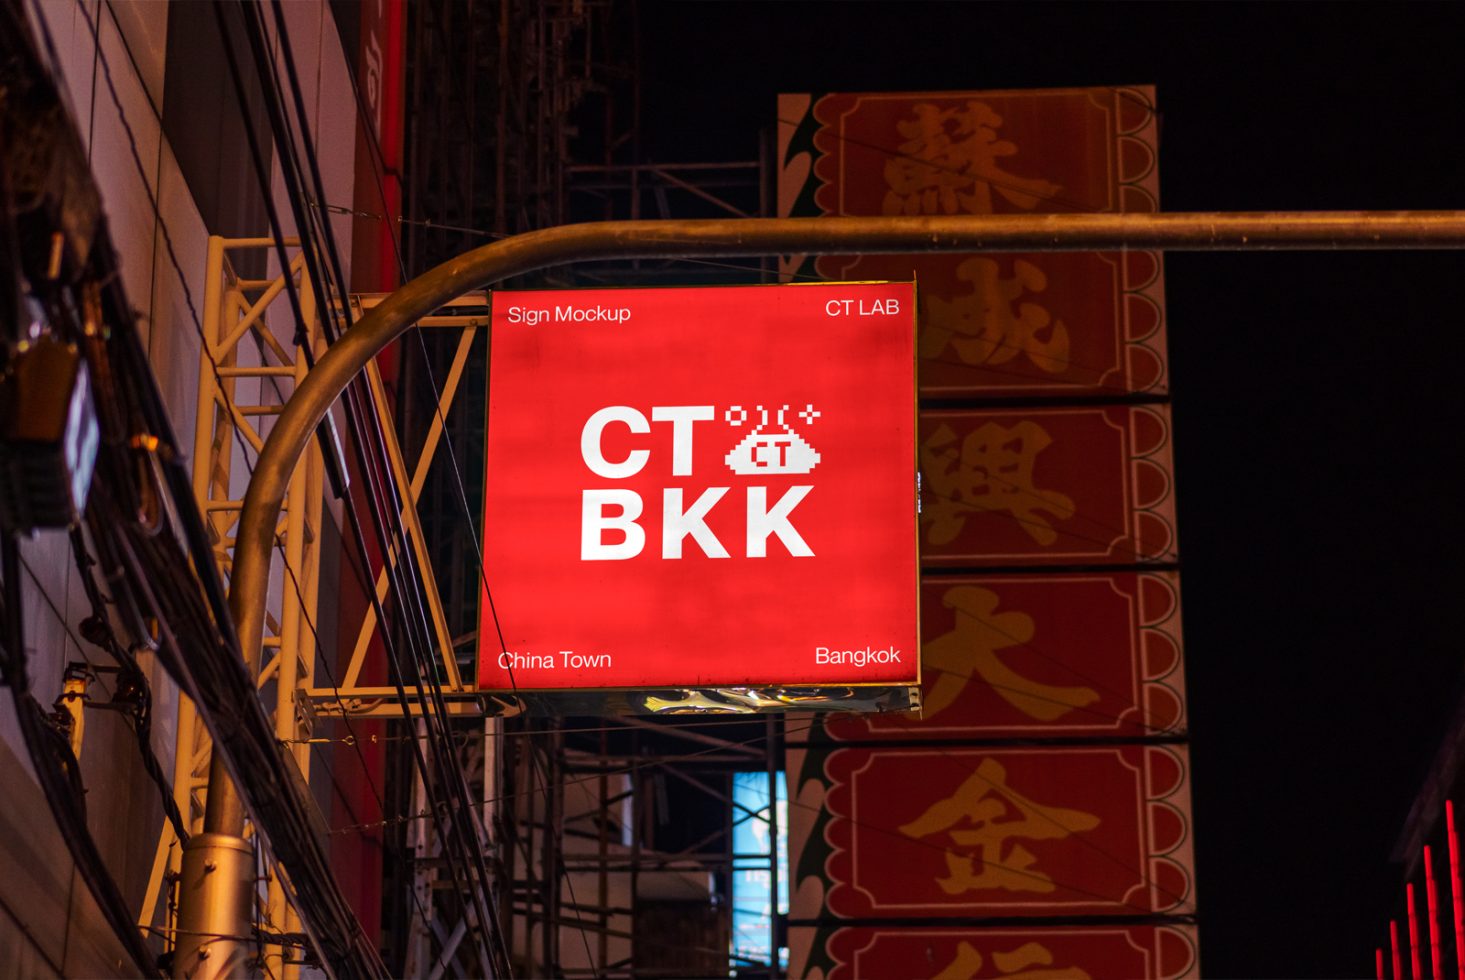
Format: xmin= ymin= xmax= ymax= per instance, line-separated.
xmin=478 ymin=282 xmax=918 ymax=694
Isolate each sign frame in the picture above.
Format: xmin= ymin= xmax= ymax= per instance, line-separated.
xmin=475 ymin=281 xmax=922 ymax=713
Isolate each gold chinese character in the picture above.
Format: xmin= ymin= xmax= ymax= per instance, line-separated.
xmin=925 ymin=258 xmax=1069 ymax=374
xmin=921 ymin=421 xmax=1076 ymax=546
xmin=882 ymin=102 xmax=1062 ymax=216
xmin=923 ymin=586 xmax=1099 ymax=722
xmin=932 ymin=940 xmax=1093 ymax=980
xmin=900 ymin=758 xmax=1100 ymax=895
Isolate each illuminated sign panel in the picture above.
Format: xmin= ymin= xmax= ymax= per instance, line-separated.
xmin=479 ymin=283 xmax=918 ymax=691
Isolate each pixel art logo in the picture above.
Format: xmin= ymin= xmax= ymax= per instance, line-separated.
xmin=725 ymin=404 xmax=821 ymax=475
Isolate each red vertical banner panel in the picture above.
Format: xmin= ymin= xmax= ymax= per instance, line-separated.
xmin=1449 ymin=801 xmax=1465 ymax=980
xmin=789 ymin=745 xmax=1195 ymax=919
xmin=334 ymin=2 xmax=405 ymax=935
xmin=788 ymin=925 xmax=1199 ymax=980
xmin=349 ymin=0 xmax=405 ymax=294
xmin=818 ymin=247 xmax=1166 ymax=399
xmin=780 ymin=85 xmax=1192 ymax=967
xmin=919 ymin=405 xmax=1177 ymax=566
xmin=1428 ymin=845 xmax=1445 ymax=980
xmin=824 ymin=572 xmax=1185 ymax=741
xmin=1410 ymin=883 xmax=1423 ymax=980
xmin=808 ymin=89 xmax=1157 ymax=217
xmin=777 ymin=87 xmax=1166 ymax=398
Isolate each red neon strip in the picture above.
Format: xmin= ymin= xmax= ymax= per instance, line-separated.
xmin=1411 ymin=883 xmax=1424 ymax=980
xmin=1450 ymin=801 xmax=1465 ymax=980
xmin=1428 ymin=845 xmax=1445 ymax=980
xmin=1377 ymin=946 xmax=1387 ymax=979
xmin=1395 ymin=919 xmax=1406 ymax=980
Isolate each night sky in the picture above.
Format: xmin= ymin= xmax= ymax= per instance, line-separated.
xmin=636 ymin=4 xmax=1465 ymax=975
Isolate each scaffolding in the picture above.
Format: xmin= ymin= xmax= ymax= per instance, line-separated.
xmin=395 ymin=1 xmax=782 ymax=974
xmin=500 ymin=719 xmax=785 ymax=978
xmin=140 ymin=238 xmax=493 ymax=976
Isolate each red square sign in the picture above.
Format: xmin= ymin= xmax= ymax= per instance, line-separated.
xmin=479 ymin=283 xmax=918 ymax=691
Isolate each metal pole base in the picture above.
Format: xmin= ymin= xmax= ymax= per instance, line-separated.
xmin=173 ymin=833 xmax=256 ymax=979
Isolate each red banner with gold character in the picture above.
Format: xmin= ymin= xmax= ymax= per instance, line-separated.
xmin=779 ymin=84 xmax=1195 ymax=962
xmin=822 ymin=572 xmax=1185 ymax=741
xmin=918 ymin=405 xmax=1177 ymax=566
xmin=788 ymin=924 xmax=1199 ymax=980
xmin=788 ymin=745 xmax=1195 ymax=919
xmin=777 ymin=88 xmax=1166 ymax=398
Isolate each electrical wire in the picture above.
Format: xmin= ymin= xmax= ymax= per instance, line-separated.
xmin=68 ymin=526 xmax=191 ymax=846
xmin=70 ymin=4 xmax=444 ymax=963
xmin=333 ymin=43 xmax=608 ymax=965
xmin=39 ymin=4 xmax=388 ymax=971
xmin=28 ymin=0 xmax=483 ymax=960
xmin=212 ymin=2 xmax=514 ymax=971
xmin=256 ymin=0 xmax=490 ymax=864
xmin=342 ymin=253 xmax=1168 ymax=974
xmin=326 ymin=24 xmax=1188 ymax=970
xmin=272 ymin=488 xmax=441 ymax=941
xmin=330 ymin=14 xmax=649 ymax=976
xmin=314 ymin=200 xmax=1160 ymax=399
xmin=11 ymin=549 xmax=116 ymax=701
xmin=332 ymin=713 xmax=1193 ymax=945
xmin=250 ymin=14 xmax=513 ymax=972
xmin=331 ymin=87 xmax=1167 ymax=980
xmin=1 ymin=534 xmax=162 ymax=976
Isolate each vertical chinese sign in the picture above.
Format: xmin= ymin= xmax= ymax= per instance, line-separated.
xmin=779 ymin=88 xmax=1199 ymax=979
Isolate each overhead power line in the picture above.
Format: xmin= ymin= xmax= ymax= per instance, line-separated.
xmin=202 ymin=0 xmax=519 ymax=971
xmin=11 ymin=1 xmax=394 ymax=972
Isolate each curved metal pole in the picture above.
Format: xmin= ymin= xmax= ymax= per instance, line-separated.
xmin=227 ymin=209 xmax=1465 ymax=684
xmin=196 ymin=209 xmax=1465 ymax=970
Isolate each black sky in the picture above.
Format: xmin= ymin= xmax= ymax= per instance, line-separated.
xmin=635 ymin=3 xmax=1465 ymax=975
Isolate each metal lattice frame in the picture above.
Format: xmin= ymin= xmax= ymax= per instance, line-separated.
xmin=139 ymin=240 xmax=496 ymax=972
xmin=143 ymin=242 xmax=489 ymax=974
xmin=139 ymin=236 xmax=324 ymax=977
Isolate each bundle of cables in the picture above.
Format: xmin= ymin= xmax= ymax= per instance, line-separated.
xmin=0 ymin=1 xmax=384 ymax=974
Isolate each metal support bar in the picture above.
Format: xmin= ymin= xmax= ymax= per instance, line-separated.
xmin=172 ymin=833 xmax=256 ymax=979
xmin=228 ymin=211 xmax=1465 ymax=694
xmin=299 ymin=686 xmax=484 ymax=718
xmin=341 ymin=323 xmax=477 ymax=691
xmin=427 ymin=916 xmax=469 ymax=980
xmin=148 ymin=235 xmax=330 ymax=970
xmin=612 ymin=716 xmax=763 ymax=756
xmin=364 ymin=358 xmax=463 ymax=689
xmin=644 ymin=166 xmax=752 ymax=217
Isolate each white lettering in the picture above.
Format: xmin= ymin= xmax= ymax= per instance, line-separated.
xmin=747 ymin=485 xmax=814 ymax=557
xmin=581 ymin=489 xmax=645 ymax=560
xmin=651 ymin=405 xmax=714 ymax=476
xmin=555 ymin=305 xmax=632 ymax=323
xmin=498 ymin=651 xmax=556 ymax=669
xmin=559 ymin=651 xmax=614 ymax=669
xmin=581 ymin=406 xmax=649 ymax=478
xmin=859 ymin=297 xmax=899 ymax=315
xmin=814 ymin=646 xmax=903 ymax=666
xmin=505 ymin=305 xmax=550 ymax=326
xmin=662 ymin=487 xmax=729 ymax=559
